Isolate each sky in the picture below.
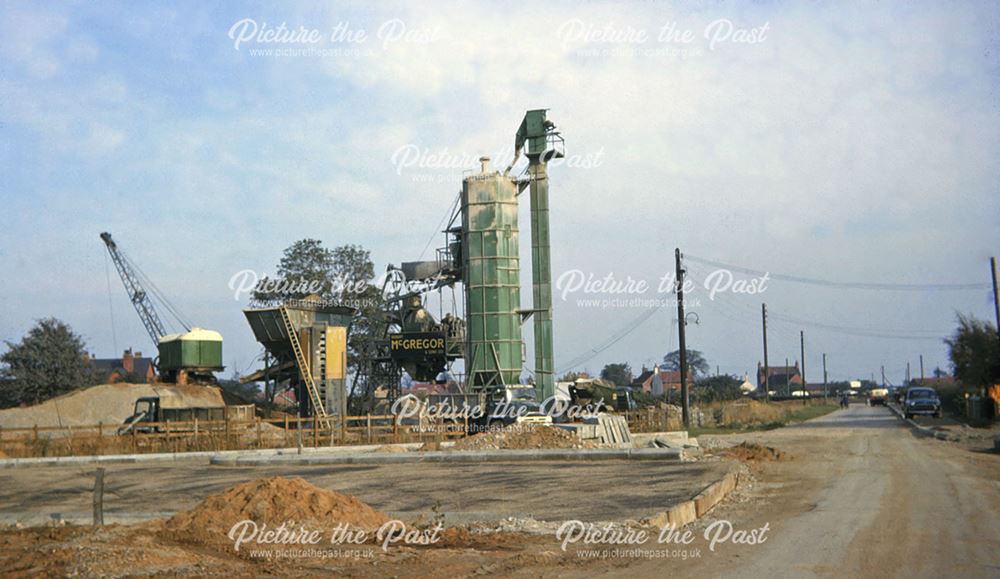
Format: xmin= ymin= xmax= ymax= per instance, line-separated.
xmin=1 ymin=1 xmax=998 ymax=387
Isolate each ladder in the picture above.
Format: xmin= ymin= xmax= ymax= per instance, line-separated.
xmin=279 ymin=306 xmax=331 ymax=428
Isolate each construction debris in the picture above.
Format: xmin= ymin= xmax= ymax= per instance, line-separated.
xmin=451 ymin=424 xmax=596 ymax=451
xmin=723 ymin=442 xmax=790 ymax=462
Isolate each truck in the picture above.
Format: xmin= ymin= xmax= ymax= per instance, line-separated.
xmin=118 ymin=390 xmax=254 ymax=434
xmin=868 ymin=388 xmax=889 ymax=406
xmin=562 ymin=378 xmax=635 ymax=413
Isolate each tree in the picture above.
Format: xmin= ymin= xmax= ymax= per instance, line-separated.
xmin=945 ymin=314 xmax=1000 ymax=388
xmin=253 ymin=239 xmax=335 ymax=302
xmin=693 ymin=375 xmax=743 ymax=402
xmin=600 ymin=363 xmax=633 ymax=387
xmin=0 ymin=318 xmax=98 ymax=407
xmin=662 ymin=349 xmax=710 ymax=379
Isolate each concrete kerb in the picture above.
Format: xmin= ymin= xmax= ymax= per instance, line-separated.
xmin=648 ymin=466 xmax=740 ymax=529
xmin=0 ymin=442 xmax=430 ymax=469
xmin=209 ymin=447 xmax=682 ymax=466
xmin=887 ymin=403 xmax=961 ymax=442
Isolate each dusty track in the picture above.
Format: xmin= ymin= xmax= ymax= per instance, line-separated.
xmin=627 ymin=404 xmax=1000 ymax=578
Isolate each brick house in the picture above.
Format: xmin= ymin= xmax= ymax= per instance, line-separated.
xmin=757 ymin=362 xmax=802 ymax=392
xmin=631 ymin=366 xmax=695 ymax=396
xmin=89 ymin=349 xmax=155 ymax=383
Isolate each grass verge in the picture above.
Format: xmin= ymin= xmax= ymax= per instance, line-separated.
xmin=690 ymin=403 xmax=838 ymax=437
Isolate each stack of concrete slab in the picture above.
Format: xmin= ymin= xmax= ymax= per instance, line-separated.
xmin=555 ymin=415 xmax=632 ymax=447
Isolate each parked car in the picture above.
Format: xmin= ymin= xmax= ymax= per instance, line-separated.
xmin=903 ymin=387 xmax=942 ymax=419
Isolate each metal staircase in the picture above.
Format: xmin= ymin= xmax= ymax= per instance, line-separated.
xmin=279 ymin=306 xmax=331 ymax=427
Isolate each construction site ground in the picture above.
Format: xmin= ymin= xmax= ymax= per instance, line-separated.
xmin=0 ymin=457 xmax=728 ymax=526
xmin=1 ymin=405 xmax=997 ymax=577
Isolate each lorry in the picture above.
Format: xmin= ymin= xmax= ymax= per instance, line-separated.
xmin=118 ymin=390 xmax=254 ymax=434
xmin=868 ymin=387 xmax=889 ymax=406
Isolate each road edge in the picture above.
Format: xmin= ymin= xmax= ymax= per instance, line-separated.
xmin=649 ymin=465 xmax=741 ymax=528
xmin=887 ymin=404 xmax=961 ymax=442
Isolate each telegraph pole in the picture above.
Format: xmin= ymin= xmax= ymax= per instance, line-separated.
xmin=991 ymin=257 xmax=1000 ymax=337
xmin=822 ymin=353 xmax=828 ymax=400
xmin=906 ymin=362 xmax=910 ymax=385
xmin=675 ymin=248 xmax=690 ymax=428
xmin=920 ymin=354 xmax=924 ymax=383
xmin=800 ymin=331 xmax=806 ymax=390
xmin=762 ymin=303 xmax=770 ymax=402
xmin=881 ymin=365 xmax=885 ymax=388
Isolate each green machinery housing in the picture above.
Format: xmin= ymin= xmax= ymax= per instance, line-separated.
xmin=462 ymin=157 xmax=523 ymax=388
xmin=157 ymin=328 xmax=224 ymax=373
xmin=461 ymin=109 xmax=563 ymax=395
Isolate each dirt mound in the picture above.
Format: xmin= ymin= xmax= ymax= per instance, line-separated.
xmin=724 ymin=442 xmax=790 ymax=462
xmin=0 ymin=383 xmax=225 ymax=430
xmin=452 ymin=424 xmax=593 ymax=450
xmin=165 ymin=477 xmax=389 ymax=546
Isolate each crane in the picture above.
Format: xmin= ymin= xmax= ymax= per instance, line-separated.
xmin=100 ymin=232 xmax=222 ymax=385
xmin=100 ymin=232 xmax=190 ymax=347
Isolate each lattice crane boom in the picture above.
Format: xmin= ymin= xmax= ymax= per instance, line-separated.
xmin=99 ymin=232 xmax=167 ymax=347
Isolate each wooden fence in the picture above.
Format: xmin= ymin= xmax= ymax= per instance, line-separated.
xmin=0 ymin=414 xmax=469 ymax=459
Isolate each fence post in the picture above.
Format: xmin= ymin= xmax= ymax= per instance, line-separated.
xmin=93 ymin=468 xmax=105 ymax=526
xmin=366 ymin=414 xmax=372 ymax=444
xmin=256 ymin=417 xmax=262 ymax=447
xmin=225 ymin=414 xmax=231 ymax=451
xmin=312 ymin=418 xmax=318 ymax=448
xmin=340 ymin=415 xmax=346 ymax=444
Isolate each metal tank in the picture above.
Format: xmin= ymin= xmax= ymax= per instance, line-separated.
xmin=462 ymin=157 xmax=523 ymax=388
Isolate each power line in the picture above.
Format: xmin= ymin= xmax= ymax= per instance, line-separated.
xmin=685 ymin=266 xmax=949 ymax=341
xmin=768 ymin=312 xmax=947 ymax=341
xmin=557 ymin=306 xmax=664 ymax=373
xmin=685 ymin=254 xmax=989 ymax=291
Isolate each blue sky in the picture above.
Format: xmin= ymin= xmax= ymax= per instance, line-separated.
xmin=1 ymin=1 xmax=998 ymax=385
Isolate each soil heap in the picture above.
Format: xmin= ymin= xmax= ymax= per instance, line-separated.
xmin=164 ymin=477 xmax=390 ymax=546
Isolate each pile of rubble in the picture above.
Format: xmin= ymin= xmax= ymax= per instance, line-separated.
xmin=164 ymin=476 xmax=390 ymax=548
xmin=723 ymin=442 xmax=790 ymax=462
xmin=451 ymin=424 xmax=595 ymax=450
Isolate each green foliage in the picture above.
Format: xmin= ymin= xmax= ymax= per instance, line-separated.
xmin=662 ymin=349 xmax=710 ymax=379
xmin=599 ymin=362 xmax=632 ymax=387
xmin=693 ymin=374 xmax=743 ymax=402
xmin=945 ymin=313 xmax=1000 ymax=388
xmin=0 ymin=318 xmax=99 ymax=408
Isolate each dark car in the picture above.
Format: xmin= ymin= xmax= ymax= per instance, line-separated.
xmin=903 ymin=387 xmax=942 ymax=419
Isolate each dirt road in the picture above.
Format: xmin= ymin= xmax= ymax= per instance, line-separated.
xmin=645 ymin=404 xmax=1000 ymax=578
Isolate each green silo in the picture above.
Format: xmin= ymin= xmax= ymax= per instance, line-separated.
xmin=463 ymin=157 xmax=523 ymax=388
